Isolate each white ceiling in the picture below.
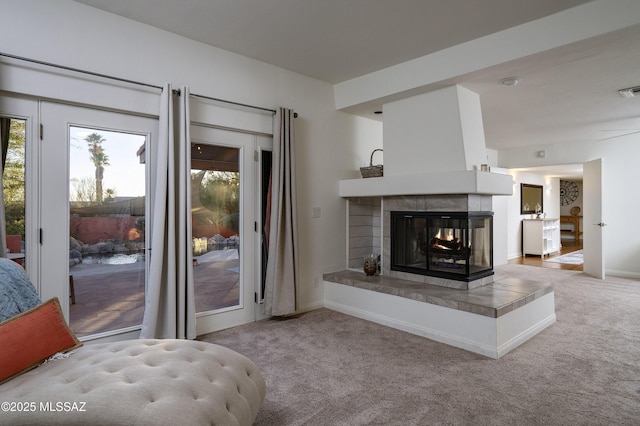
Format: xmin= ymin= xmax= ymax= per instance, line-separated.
xmin=72 ymin=0 xmax=640 ymax=173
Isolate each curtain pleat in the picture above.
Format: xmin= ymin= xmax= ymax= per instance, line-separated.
xmin=264 ymin=108 xmax=298 ymax=316
xmin=140 ymin=84 xmax=196 ymax=339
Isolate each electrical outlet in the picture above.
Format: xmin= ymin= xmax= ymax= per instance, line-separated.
xmin=312 ymin=207 xmax=321 ymax=218
xmin=313 ymin=276 xmax=321 ymax=288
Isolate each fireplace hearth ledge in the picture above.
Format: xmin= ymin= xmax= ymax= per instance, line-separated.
xmin=323 ymin=269 xmax=556 ymax=358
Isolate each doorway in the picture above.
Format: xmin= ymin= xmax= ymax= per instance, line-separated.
xmin=40 ymin=101 xmax=155 ymax=340
xmin=508 ymin=161 xmax=604 ymax=276
xmin=190 ymin=125 xmax=272 ymax=335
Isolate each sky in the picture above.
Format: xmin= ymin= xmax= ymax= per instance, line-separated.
xmin=69 ymin=126 xmax=146 ymax=200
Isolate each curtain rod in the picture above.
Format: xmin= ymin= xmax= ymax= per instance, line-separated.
xmin=189 ymin=93 xmax=297 ymax=117
xmin=0 ymin=52 xmax=163 ymax=91
xmin=189 ymin=92 xmax=276 ymax=114
xmin=0 ymin=51 xmax=295 ymax=117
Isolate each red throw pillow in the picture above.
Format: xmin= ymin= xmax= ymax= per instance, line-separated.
xmin=0 ymin=297 xmax=82 ymax=384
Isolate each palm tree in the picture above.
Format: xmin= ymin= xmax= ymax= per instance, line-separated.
xmin=84 ymin=132 xmax=110 ymax=204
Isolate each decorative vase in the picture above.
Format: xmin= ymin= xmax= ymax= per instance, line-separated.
xmin=363 ymin=254 xmax=378 ymax=276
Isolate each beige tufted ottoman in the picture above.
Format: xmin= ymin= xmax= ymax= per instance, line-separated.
xmin=0 ymin=339 xmax=265 ymax=425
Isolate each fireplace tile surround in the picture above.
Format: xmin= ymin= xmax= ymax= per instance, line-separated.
xmin=349 ymin=193 xmax=495 ymax=290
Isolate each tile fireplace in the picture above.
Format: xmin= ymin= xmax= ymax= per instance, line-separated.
xmin=390 ymin=211 xmax=493 ymax=282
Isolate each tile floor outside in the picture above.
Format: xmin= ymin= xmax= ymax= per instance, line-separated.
xmin=69 ymin=253 xmax=240 ymax=337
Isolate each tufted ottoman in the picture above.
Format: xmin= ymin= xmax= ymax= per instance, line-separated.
xmin=0 ymin=339 xmax=265 ymax=425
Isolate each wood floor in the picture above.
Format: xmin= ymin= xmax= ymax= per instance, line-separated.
xmin=508 ymin=238 xmax=583 ymax=271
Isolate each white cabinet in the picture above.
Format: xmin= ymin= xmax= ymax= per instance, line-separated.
xmin=523 ymin=218 xmax=560 ymax=256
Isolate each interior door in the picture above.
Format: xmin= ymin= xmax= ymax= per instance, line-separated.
xmin=190 ymin=124 xmax=258 ymax=335
xmin=40 ymin=102 xmax=156 ymax=340
xmin=583 ymin=158 xmax=605 ymax=279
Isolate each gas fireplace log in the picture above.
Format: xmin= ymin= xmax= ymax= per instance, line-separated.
xmin=430 ymin=237 xmax=463 ymax=252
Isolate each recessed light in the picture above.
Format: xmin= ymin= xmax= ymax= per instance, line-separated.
xmin=500 ymin=77 xmax=521 ymax=86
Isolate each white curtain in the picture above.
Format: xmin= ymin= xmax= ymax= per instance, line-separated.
xmin=264 ymin=107 xmax=298 ymax=316
xmin=140 ymin=84 xmax=196 ymax=339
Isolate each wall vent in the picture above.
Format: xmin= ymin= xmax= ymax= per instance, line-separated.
xmin=618 ymin=86 xmax=640 ymax=98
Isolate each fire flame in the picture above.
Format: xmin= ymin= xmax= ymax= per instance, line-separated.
xmin=434 ymin=228 xmax=455 ymax=241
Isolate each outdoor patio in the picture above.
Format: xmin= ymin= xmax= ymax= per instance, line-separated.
xmin=69 ymin=251 xmax=240 ymax=337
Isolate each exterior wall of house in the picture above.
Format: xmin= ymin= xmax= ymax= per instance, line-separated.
xmin=0 ymin=0 xmax=382 ymax=311
xmin=70 ymin=217 xmax=141 ymax=245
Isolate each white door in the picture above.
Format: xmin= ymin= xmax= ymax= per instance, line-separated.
xmin=583 ymin=158 xmax=605 ymax=279
xmin=40 ymin=102 xmax=156 ymax=340
xmin=190 ymin=125 xmax=261 ymax=335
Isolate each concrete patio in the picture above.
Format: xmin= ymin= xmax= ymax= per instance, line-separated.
xmin=69 ymin=252 xmax=240 ymax=337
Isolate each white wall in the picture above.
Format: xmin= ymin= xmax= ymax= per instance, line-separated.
xmin=559 ymin=180 xmax=583 ymax=217
xmin=499 ymin=134 xmax=640 ymax=278
xmin=382 ymin=86 xmax=488 ymax=176
xmin=0 ymin=0 xmax=382 ymax=311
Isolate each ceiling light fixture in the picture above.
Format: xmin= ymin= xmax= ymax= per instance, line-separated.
xmin=500 ymin=77 xmax=521 ymax=87
xmin=617 ymin=86 xmax=640 ymax=98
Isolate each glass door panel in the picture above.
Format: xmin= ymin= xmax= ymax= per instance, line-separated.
xmin=68 ymin=127 xmax=147 ymax=337
xmin=190 ymin=125 xmax=255 ymax=335
xmin=1 ymin=117 xmax=27 ymax=268
xmin=191 ymin=143 xmax=240 ymax=312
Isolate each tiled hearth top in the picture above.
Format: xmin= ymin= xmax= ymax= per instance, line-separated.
xmin=323 ymin=270 xmax=553 ymax=318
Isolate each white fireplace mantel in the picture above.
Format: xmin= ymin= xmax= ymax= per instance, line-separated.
xmin=339 ymin=170 xmax=513 ymax=198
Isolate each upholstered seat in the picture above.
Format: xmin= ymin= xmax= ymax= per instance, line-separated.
xmin=0 ymin=338 xmax=266 ymax=425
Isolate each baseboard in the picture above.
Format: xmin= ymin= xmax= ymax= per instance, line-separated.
xmin=507 ymin=252 xmax=523 ymax=260
xmin=297 ymin=300 xmax=325 ymax=314
xmin=606 ymin=269 xmax=640 ymax=280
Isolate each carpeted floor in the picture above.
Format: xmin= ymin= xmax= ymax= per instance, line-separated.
xmin=199 ymin=264 xmax=640 ymax=425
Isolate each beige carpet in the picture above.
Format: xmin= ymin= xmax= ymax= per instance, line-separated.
xmin=200 ymin=264 xmax=640 ymax=425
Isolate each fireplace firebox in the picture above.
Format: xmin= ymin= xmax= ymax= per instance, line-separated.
xmin=391 ymin=211 xmax=493 ymax=282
